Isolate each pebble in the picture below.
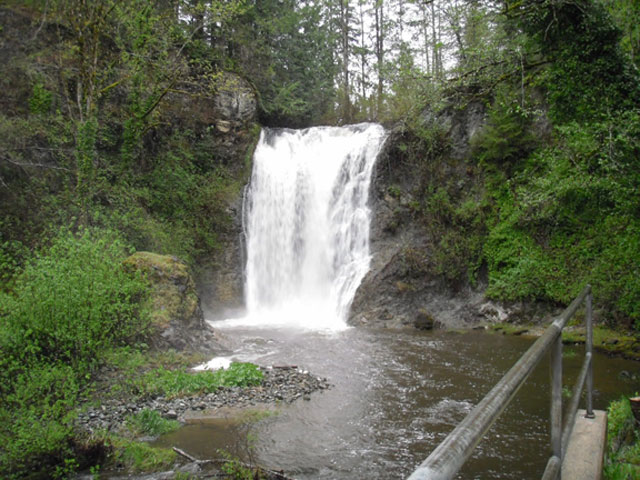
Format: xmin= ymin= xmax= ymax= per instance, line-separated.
xmin=76 ymin=367 xmax=331 ymax=433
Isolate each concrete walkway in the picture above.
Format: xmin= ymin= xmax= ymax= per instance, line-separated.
xmin=561 ymin=409 xmax=607 ymax=480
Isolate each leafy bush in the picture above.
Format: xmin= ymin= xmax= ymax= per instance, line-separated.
xmin=605 ymin=396 xmax=640 ymax=479
xmin=28 ymin=82 xmax=53 ymax=115
xmin=0 ymin=364 xmax=79 ymax=479
xmin=482 ymin=113 xmax=640 ymax=326
xmin=0 ymin=227 xmax=150 ymax=373
xmin=0 ymin=226 xmax=150 ymax=479
xmin=472 ymin=91 xmax=539 ymax=174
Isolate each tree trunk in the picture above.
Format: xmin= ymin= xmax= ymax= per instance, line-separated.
xmin=374 ymin=0 xmax=384 ymax=119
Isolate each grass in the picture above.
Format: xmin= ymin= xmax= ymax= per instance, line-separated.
xmin=77 ymin=356 xmax=265 ymax=476
xmin=136 ymin=362 xmax=264 ymax=399
xmin=126 ymin=409 xmax=180 ymax=437
xmin=561 ymin=326 xmax=640 ymax=361
xmin=106 ymin=435 xmax=176 ymax=473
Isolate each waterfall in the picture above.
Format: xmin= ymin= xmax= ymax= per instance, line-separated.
xmin=231 ymin=123 xmax=385 ymax=331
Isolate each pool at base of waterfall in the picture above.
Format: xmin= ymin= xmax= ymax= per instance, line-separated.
xmin=154 ymin=326 xmax=638 ymax=480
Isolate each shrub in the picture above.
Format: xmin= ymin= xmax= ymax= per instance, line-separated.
xmin=0 ymin=364 xmax=79 ymax=479
xmin=0 ymin=226 xmax=150 ymax=479
xmin=0 ymin=226 xmax=150 ymax=373
xmin=605 ymin=396 xmax=640 ymax=479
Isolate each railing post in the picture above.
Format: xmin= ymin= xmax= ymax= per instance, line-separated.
xmin=551 ymin=334 xmax=563 ymax=478
xmin=585 ymin=286 xmax=595 ymax=419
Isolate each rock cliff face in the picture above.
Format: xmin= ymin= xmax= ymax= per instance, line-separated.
xmin=349 ymin=102 xmax=494 ymax=329
xmin=162 ymin=72 xmax=258 ymax=321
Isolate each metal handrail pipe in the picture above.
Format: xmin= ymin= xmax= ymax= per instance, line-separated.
xmin=406 ymin=324 xmax=561 ymax=480
xmin=406 ymin=285 xmax=592 ymax=480
xmin=550 ymin=285 xmax=591 ymax=331
xmin=561 ymin=352 xmax=592 ymax=454
xmin=541 ymin=455 xmax=561 ymax=480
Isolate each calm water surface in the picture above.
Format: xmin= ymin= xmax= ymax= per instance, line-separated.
xmin=155 ymin=327 xmax=639 ymax=479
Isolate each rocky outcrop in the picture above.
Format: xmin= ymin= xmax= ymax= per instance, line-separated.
xmin=349 ymin=101 xmax=494 ymax=329
xmin=213 ymin=72 xmax=258 ymax=132
xmin=159 ymin=73 xmax=260 ymax=320
xmin=124 ymin=252 xmax=226 ymax=354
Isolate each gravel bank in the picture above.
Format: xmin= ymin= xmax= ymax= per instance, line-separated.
xmin=77 ymin=366 xmax=331 ymax=433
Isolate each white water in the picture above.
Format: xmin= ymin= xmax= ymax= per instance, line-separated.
xmin=217 ymin=123 xmax=386 ymax=332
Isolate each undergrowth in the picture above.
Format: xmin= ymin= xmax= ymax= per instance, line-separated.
xmin=605 ymin=396 xmax=640 ymax=479
xmin=126 ymin=409 xmax=181 ymax=437
xmin=138 ymin=362 xmax=264 ymax=399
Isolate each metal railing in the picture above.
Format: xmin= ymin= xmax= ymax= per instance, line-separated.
xmin=407 ymin=285 xmax=594 ymax=480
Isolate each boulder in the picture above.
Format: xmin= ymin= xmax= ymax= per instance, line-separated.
xmin=123 ymin=252 xmax=225 ymax=354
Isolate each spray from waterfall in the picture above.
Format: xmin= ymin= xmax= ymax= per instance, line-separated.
xmin=222 ymin=123 xmax=385 ymax=331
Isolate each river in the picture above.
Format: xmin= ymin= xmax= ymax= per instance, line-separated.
xmin=155 ymin=325 xmax=638 ymax=479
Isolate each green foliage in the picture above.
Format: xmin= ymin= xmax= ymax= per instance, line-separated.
xmin=28 ymin=82 xmax=53 ymax=115
xmin=0 ymin=232 xmax=27 ymax=288
xmin=482 ymin=110 xmax=640 ymax=325
xmin=106 ymin=435 xmax=176 ymax=473
xmin=0 ymin=364 xmax=79 ymax=479
xmin=126 ymin=409 xmax=180 ymax=437
xmin=514 ymin=0 xmax=640 ymax=123
xmin=605 ymin=396 xmax=640 ymax=479
xmin=138 ymin=363 xmax=263 ymax=399
xmin=605 ymin=0 xmax=640 ymax=69
xmin=230 ymin=0 xmax=336 ymax=126
xmin=0 ymin=227 xmax=149 ymax=479
xmin=472 ymin=90 xmax=540 ymax=173
xmin=423 ymin=187 xmax=488 ymax=287
xmin=75 ymin=118 xmax=98 ymax=198
xmin=219 ymin=450 xmax=263 ymax=480
xmin=0 ymin=227 xmax=149 ymax=373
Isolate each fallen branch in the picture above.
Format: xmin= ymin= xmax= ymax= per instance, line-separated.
xmin=172 ymin=446 xmax=296 ymax=480
xmin=173 ymin=446 xmax=198 ymax=462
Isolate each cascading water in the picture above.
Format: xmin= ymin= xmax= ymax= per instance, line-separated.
xmin=227 ymin=123 xmax=385 ymax=331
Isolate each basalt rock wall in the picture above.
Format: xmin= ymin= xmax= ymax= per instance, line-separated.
xmin=350 ymin=101 xmax=517 ymax=329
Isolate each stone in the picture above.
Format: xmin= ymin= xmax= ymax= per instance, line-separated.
xmin=123 ymin=252 xmax=226 ymax=354
xmin=479 ymin=301 xmax=509 ymax=322
xmin=414 ymin=309 xmax=435 ymax=330
xmin=216 ymin=119 xmax=232 ymax=133
xmin=165 ymin=410 xmax=178 ymax=420
xmin=214 ymin=72 xmax=257 ymax=125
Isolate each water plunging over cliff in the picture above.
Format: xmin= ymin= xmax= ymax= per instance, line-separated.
xmin=231 ymin=123 xmax=385 ymax=331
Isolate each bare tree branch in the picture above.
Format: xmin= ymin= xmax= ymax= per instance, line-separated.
xmin=0 ymin=154 xmax=71 ymax=172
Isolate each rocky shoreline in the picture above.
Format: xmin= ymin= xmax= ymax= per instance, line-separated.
xmin=77 ymin=366 xmax=331 ymax=434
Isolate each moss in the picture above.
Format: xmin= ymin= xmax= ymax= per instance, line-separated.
xmin=123 ymin=252 xmax=198 ymax=329
xmin=488 ymin=322 xmax=640 ymax=359
xmin=561 ymin=327 xmax=640 ymax=361
xmin=396 ymin=281 xmax=415 ymax=293
xmin=490 ymin=323 xmax=531 ymax=336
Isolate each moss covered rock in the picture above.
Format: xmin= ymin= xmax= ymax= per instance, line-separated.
xmin=123 ymin=252 xmax=225 ymax=354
